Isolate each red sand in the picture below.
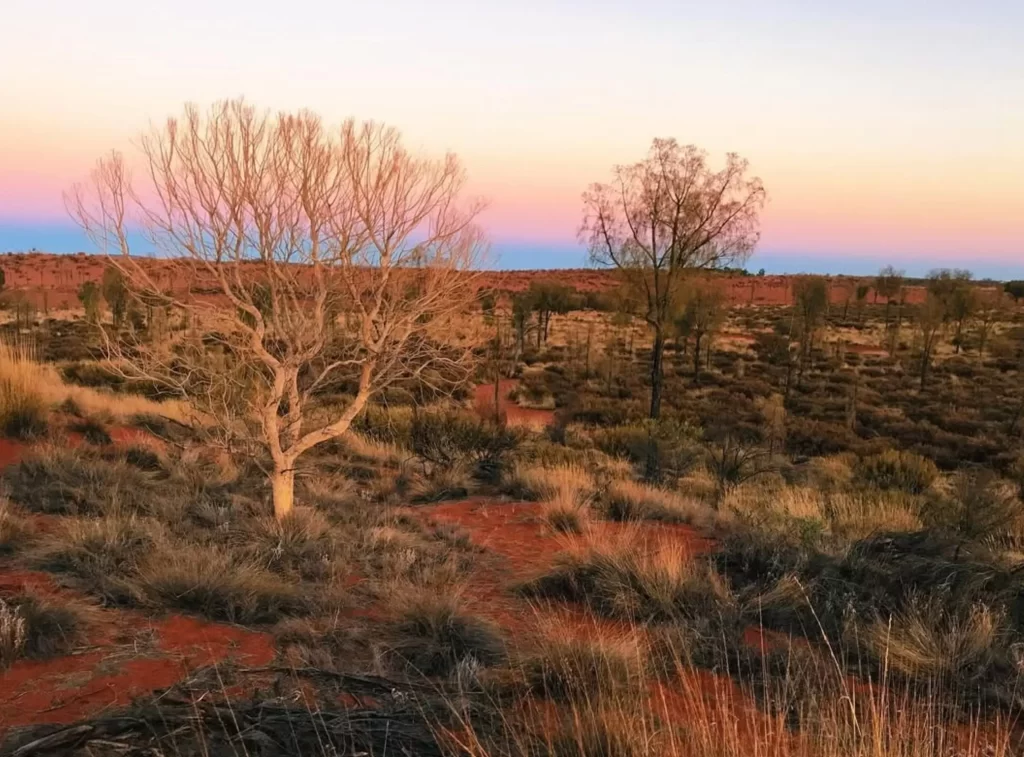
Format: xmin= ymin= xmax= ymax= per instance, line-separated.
xmin=474 ymin=379 xmax=554 ymax=429
xmin=0 ymin=587 xmax=275 ymax=730
xmin=0 ymin=252 xmax=943 ymax=313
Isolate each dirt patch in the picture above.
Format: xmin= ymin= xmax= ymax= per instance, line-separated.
xmin=0 ymin=568 xmax=275 ymax=731
xmin=474 ymin=380 xmax=554 ymax=430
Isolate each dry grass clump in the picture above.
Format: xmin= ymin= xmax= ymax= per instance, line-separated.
xmin=518 ymin=625 xmax=648 ymax=703
xmin=8 ymin=445 xmax=167 ymax=517
xmin=827 ymin=491 xmax=924 ymax=540
xmin=135 ymin=545 xmax=311 ymax=624
xmin=0 ymin=592 xmax=91 ymax=668
xmin=385 ymin=592 xmax=507 ymax=678
xmin=0 ymin=339 xmax=50 ymax=438
xmin=0 ymin=598 xmax=26 ymax=668
xmin=243 ymin=506 xmax=345 ymax=581
xmin=523 ymin=532 xmax=733 ymax=622
xmin=509 ymin=464 xmax=596 ymax=534
xmin=404 ymin=463 xmax=472 ymax=503
xmin=33 ymin=516 xmax=158 ymax=604
xmin=0 ymin=498 xmax=35 ymax=555
xmin=344 ymin=431 xmax=410 ymax=467
xmin=854 ymin=600 xmax=1002 ymax=679
xmin=1 ymin=338 xmax=187 ymax=426
xmin=510 ymin=464 xmax=595 ymax=503
xmin=854 ymin=450 xmax=939 ymax=494
xmin=603 ymin=479 xmax=713 ymax=528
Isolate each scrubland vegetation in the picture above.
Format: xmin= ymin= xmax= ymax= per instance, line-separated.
xmin=1 ymin=100 xmax=1024 ymax=755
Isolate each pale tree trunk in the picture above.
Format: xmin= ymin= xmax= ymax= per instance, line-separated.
xmin=272 ymin=462 xmax=296 ymax=520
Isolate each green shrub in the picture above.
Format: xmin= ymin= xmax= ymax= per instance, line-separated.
xmin=855 ymin=450 xmax=939 ymax=494
xmin=409 ymin=410 xmax=521 ymax=482
xmin=591 ymin=419 xmax=701 ymax=483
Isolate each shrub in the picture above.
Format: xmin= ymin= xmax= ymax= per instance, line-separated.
xmin=136 ymin=545 xmax=311 ymax=624
xmin=523 ymin=534 xmax=734 ymax=623
xmin=601 ymin=480 xmax=710 ymax=527
xmin=8 ymin=446 xmax=169 ymax=517
xmin=33 ymin=516 xmax=156 ymax=604
xmin=855 ymin=450 xmax=939 ymax=494
xmin=386 ymin=594 xmax=506 ymax=677
xmin=591 ymin=419 xmax=702 ymax=483
xmin=409 ymin=410 xmax=522 ymax=482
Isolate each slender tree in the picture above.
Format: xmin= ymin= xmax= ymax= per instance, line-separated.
xmin=916 ymin=293 xmax=945 ymax=391
xmin=875 ymin=266 xmax=904 ymax=329
xmin=67 ymin=100 xmax=485 ymax=519
xmin=581 ymin=139 xmax=765 ymax=418
xmin=927 ymin=269 xmax=974 ymax=353
xmin=674 ymin=280 xmax=727 ymax=385
xmin=792 ymin=276 xmax=828 ymax=379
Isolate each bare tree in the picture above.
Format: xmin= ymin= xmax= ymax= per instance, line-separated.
xmin=580 ymin=139 xmax=765 ymax=418
xmin=67 ymin=100 xmax=485 ymax=519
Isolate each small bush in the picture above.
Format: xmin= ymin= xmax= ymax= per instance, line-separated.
xmin=137 ymin=546 xmax=311 ymax=624
xmin=387 ymin=594 xmax=507 ymax=678
xmin=602 ymin=480 xmax=710 ymax=527
xmin=410 ymin=410 xmax=522 ymax=483
xmin=855 ymin=450 xmax=939 ymax=494
xmin=33 ymin=516 xmax=156 ymax=604
xmin=523 ymin=534 xmax=733 ymax=623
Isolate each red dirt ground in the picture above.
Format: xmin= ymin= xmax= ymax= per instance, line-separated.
xmin=0 ymin=567 xmax=275 ymax=730
xmin=474 ymin=379 xmax=555 ymax=430
xmin=0 ymin=252 xmax=941 ymax=313
xmin=0 ymin=429 xmax=274 ymax=733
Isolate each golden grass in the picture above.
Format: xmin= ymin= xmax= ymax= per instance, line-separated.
xmin=450 ymin=624 xmax=1015 ymax=757
xmin=605 ymin=479 xmax=718 ymax=528
xmin=344 ymin=430 xmax=411 ymax=466
xmin=535 ymin=529 xmax=734 ymax=621
xmin=0 ymin=339 xmax=188 ymax=424
xmin=857 ymin=602 xmax=1000 ymax=678
xmin=723 ymin=482 xmax=924 ymax=541
xmin=511 ymin=464 xmax=597 ymax=533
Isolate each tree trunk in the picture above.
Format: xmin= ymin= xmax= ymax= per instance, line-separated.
xmin=272 ymin=464 xmax=296 ymax=520
xmin=920 ymin=348 xmax=931 ymax=391
xmin=649 ymin=328 xmax=665 ymax=419
xmin=693 ymin=332 xmax=703 ymax=385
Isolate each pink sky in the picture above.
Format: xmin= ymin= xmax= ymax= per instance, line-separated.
xmin=1 ymin=0 xmax=1022 ymax=271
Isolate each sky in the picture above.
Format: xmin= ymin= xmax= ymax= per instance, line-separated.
xmin=1 ymin=0 xmax=1022 ymax=277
